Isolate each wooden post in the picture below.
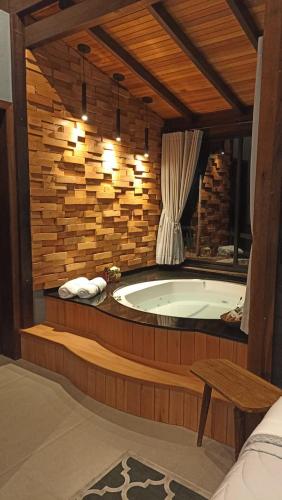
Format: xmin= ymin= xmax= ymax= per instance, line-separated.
xmin=196 ymin=175 xmax=202 ymax=256
xmin=0 ymin=13 xmax=34 ymax=358
xmin=10 ymin=14 xmax=33 ymax=330
xmin=248 ymin=0 xmax=282 ymax=379
xmin=233 ymin=137 xmax=243 ymax=266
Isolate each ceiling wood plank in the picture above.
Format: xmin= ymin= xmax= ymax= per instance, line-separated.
xmin=150 ymin=2 xmax=245 ymax=113
xmin=90 ymin=26 xmax=194 ymax=121
xmin=24 ymin=0 xmax=152 ymax=48
xmin=226 ymin=0 xmax=260 ymax=50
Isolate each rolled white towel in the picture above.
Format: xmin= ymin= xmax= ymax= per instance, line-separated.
xmin=77 ymin=277 xmax=107 ymax=299
xmin=77 ymin=282 xmax=99 ymax=299
xmin=58 ymin=277 xmax=89 ymax=299
xmin=92 ymin=277 xmax=107 ymax=293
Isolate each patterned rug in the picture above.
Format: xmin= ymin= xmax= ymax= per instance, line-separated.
xmin=72 ymin=454 xmax=209 ymax=499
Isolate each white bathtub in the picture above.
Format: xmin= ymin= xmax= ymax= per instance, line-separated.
xmin=113 ymin=279 xmax=246 ymax=320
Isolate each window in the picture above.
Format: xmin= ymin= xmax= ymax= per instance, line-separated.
xmin=182 ymin=137 xmax=251 ymax=271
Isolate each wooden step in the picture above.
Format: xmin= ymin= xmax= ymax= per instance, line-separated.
xmin=20 ymin=323 xmax=235 ymax=447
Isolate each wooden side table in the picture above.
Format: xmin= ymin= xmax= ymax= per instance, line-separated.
xmin=191 ymin=359 xmax=282 ymax=459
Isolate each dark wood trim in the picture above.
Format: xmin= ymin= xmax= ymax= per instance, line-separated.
xmin=163 ymin=107 xmax=253 ymax=137
xmin=90 ymin=26 xmax=194 ymax=121
xmin=226 ymin=0 xmax=260 ymax=50
xmin=150 ymin=2 xmax=245 ymax=113
xmin=10 ymin=14 xmax=33 ymax=332
xmin=233 ymin=137 xmax=243 ymax=265
xmin=0 ymin=0 xmax=9 ymax=12
xmin=0 ymin=104 xmax=20 ymax=357
xmin=24 ymin=0 xmax=152 ymax=48
xmin=248 ymin=0 xmax=282 ymax=379
xmin=7 ymin=0 xmax=55 ymax=15
xmin=272 ymin=198 xmax=282 ymax=388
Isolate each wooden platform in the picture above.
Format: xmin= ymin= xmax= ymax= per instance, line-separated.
xmin=45 ymin=296 xmax=248 ymax=373
xmin=21 ymin=323 xmax=236 ymax=447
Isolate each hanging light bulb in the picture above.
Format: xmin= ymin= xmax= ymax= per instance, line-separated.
xmin=142 ymin=96 xmax=153 ymax=159
xmin=113 ymin=73 xmax=125 ymax=142
xmin=116 ymin=107 xmax=121 ymax=142
xmin=144 ymin=127 xmax=149 ymax=158
xmin=81 ymin=81 xmax=88 ymax=122
xmin=77 ymin=43 xmax=91 ymax=122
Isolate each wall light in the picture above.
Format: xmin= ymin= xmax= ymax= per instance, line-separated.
xmin=113 ymin=73 xmax=125 ymax=143
xmin=142 ymin=96 xmax=153 ymax=159
xmin=77 ymin=43 xmax=91 ymax=122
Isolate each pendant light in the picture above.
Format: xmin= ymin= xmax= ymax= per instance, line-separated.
xmin=77 ymin=43 xmax=91 ymax=122
xmin=113 ymin=73 xmax=125 ymax=142
xmin=142 ymin=96 xmax=153 ymax=158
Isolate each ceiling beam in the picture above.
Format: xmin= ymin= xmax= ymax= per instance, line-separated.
xmin=226 ymin=0 xmax=260 ymax=50
xmin=90 ymin=26 xmax=194 ymax=121
xmin=24 ymin=0 xmax=152 ymax=48
xmin=0 ymin=1 xmax=9 ymax=12
xmin=150 ymin=2 xmax=245 ymax=113
xmin=7 ymin=0 xmax=55 ymax=16
xmin=164 ymin=106 xmax=253 ymax=132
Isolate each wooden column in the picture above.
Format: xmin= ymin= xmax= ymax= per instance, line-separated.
xmin=0 ymin=13 xmax=34 ymax=358
xmin=10 ymin=13 xmax=33 ymax=329
xmin=272 ymin=202 xmax=282 ymax=387
xmin=248 ymin=0 xmax=282 ymax=378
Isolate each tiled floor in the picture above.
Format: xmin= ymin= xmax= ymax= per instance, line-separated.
xmin=0 ymin=355 xmax=234 ymax=500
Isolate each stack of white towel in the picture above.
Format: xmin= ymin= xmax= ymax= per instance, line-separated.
xmin=58 ymin=276 xmax=107 ymax=300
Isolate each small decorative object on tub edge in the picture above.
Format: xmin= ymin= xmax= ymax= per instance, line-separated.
xmin=220 ymin=304 xmax=243 ymax=326
xmin=103 ymin=266 xmax=121 ymax=283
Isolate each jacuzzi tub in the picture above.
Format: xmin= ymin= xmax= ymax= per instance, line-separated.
xmin=113 ymin=279 xmax=246 ymax=320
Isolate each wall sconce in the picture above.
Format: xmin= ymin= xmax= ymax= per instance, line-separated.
xmin=142 ymin=96 xmax=153 ymax=158
xmin=113 ymin=73 xmax=125 ymax=142
xmin=77 ymin=43 xmax=91 ymax=122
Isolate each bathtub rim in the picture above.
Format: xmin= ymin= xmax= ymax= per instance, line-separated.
xmin=44 ymin=269 xmax=248 ymax=344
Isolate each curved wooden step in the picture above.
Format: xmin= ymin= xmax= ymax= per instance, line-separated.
xmin=20 ymin=323 xmax=235 ymax=447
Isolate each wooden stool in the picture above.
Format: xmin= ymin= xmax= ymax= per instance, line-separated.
xmin=191 ymin=359 xmax=282 ymax=459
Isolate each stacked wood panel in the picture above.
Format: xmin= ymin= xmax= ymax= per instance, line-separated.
xmin=26 ymin=41 xmax=163 ymax=290
xmin=191 ymin=153 xmax=232 ymax=255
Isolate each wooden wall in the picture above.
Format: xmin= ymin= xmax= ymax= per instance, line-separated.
xmin=21 ymin=327 xmax=235 ymax=447
xmin=26 ymin=41 xmax=163 ymax=290
xmin=45 ymin=297 xmax=248 ymax=372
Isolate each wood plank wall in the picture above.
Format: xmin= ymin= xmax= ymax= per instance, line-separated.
xmin=21 ymin=330 xmax=235 ymax=447
xmin=45 ymin=297 xmax=248 ymax=371
xmin=26 ymin=40 xmax=163 ymax=290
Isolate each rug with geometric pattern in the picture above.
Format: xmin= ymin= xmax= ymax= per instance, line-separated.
xmin=71 ymin=454 xmax=209 ymax=499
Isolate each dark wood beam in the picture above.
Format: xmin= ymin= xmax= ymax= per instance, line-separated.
xmin=7 ymin=0 xmax=55 ymax=15
xmin=164 ymin=107 xmax=253 ymax=132
xmin=226 ymin=0 xmax=260 ymax=50
xmin=248 ymin=0 xmax=282 ymax=379
xmin=90 ymin=26 xmax=194 ymax=121
xmin=0 ymin=0 xmax=9 ymax=12
xmin=24 ymin=0 xmax=152 ymax=48
xmin=150 ymin=2 xmax=245 ymax=113
xmin=0 ymin=105 xmax=20 ymax=357
xmin=10 ymin=14 xmax=33 ymax=332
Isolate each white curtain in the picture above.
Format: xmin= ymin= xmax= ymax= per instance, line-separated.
xmin=156 ymin=130 xmax=203 ymax=265
xmin=241 ymin=36 xmax=263 ymax=334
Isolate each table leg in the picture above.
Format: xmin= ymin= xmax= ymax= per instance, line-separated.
xmin=234 ymin=407 xmax=246 ymax=460
xmin=197 ymin=383 xmax=212 ymax=447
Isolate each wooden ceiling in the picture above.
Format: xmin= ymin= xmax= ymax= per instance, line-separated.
xmin=25 ymin=0 xmax=265 ymax=120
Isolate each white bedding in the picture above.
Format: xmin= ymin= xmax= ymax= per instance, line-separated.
xmin=211 ymin=397 xmax=282 ymax=500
